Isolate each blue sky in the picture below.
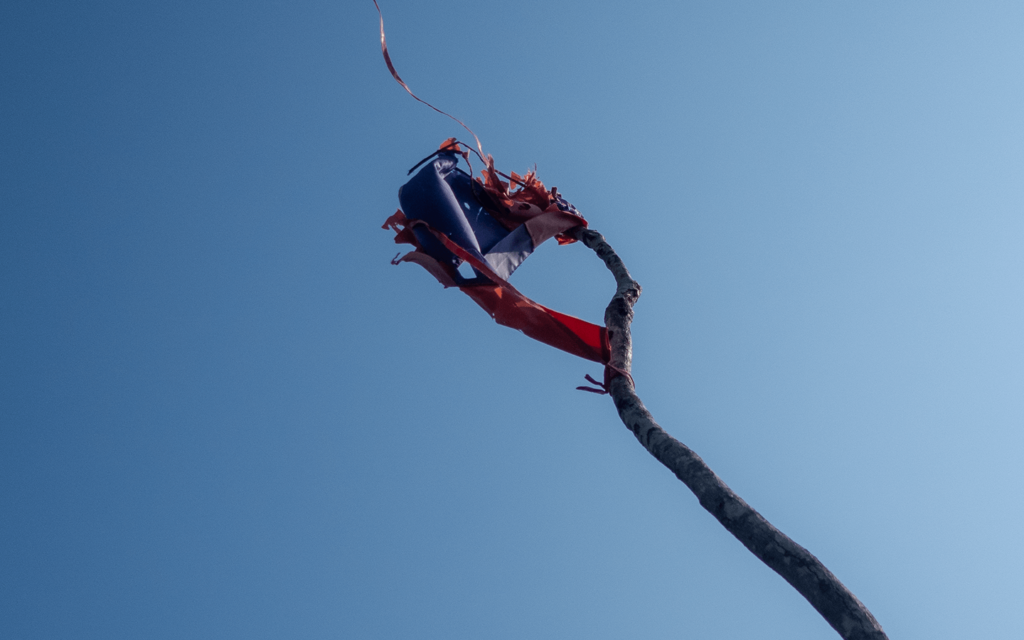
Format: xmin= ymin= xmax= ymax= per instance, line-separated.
xmin=2 ymin=1 xmax=1022 ymax=638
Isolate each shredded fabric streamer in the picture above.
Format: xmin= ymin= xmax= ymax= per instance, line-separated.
xmin=372 ymin=0 xmax=484 ymax=157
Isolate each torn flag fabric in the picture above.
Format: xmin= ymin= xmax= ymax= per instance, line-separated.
xmin=383 ymin=140 xmax=610 ymax=364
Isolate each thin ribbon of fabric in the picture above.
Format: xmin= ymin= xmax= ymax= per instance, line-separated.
xmin=372 ymin=0 xmax=485 ymax=158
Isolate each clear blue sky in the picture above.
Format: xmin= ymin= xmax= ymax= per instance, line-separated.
xmin=2 ymin=1 xmax=1022 ymax=638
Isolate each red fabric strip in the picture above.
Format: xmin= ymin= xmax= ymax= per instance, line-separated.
xmin=413 ymin=222 xmax=610 ymax=364
xmin=387 ymin=211 xmax=608 ymax=363
xmin=372 ymin=0 xmax=484 ymax=158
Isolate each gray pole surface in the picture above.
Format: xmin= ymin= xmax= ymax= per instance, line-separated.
xmin=572 ymin=226 xmax=889 ymax=640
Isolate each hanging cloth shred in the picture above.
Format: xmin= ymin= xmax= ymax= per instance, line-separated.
xmin=372 ymin=0 xmax=484 ymax=158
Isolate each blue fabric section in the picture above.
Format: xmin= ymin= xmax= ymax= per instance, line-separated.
xmin=445 ymin=168 xmax=508 ymax=255
xmin=398 ymin=152 xmax=536 ymax=285
xmin=398 ymin=153 xmax=483 ymax=274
